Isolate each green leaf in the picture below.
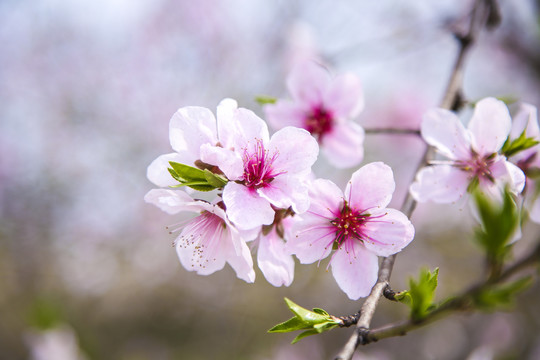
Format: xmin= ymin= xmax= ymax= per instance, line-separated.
xmin=292 ymin=330 xmax=319 ymax=344
xmin=473 ymin=276 xmax=533 ymax=311
xmin=473 ymin=187 xmax=519 ymax=261
xmin=501 ymin=128 xmax=539 ymax=158
xmin=268 ymin=298 xmax=340 ymax=344
xmin=203 ymin=169 xmax=228 ymax=188
xmin=255 ymin=95 xmax=277 ymax=105
xmin=167 ymin=162 xmax=226 ymax=192
xmin=396 ymin=268 xmax=439 ymax=321
xmin=169 ymin=162 xmax=207 ymax=182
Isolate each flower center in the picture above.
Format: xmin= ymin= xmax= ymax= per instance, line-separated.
xmin=456 ymin=151 xmax=497 ymax=184
xmin=331 ymin=202 xmax=370 ymax=246
xmin=242 ymin=139 xmax=283 ymax=189
xmin=305 ymin=106 xmax=334 ymax=141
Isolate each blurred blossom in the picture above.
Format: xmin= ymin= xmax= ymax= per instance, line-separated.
xmin=25 ymin=325 xmax=86 ymax=360
xmin=265 ymin=60 xmax=365 ymax=168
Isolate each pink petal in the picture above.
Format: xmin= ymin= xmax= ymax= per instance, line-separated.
xmin=257 ymin=230 xmax=295 ymax=287
xmin=320 ymin=121 xmax=365 ymax=168
xmin=305 ymin=178 xmax=344 ymax=222
xmin=264 ymin=101 xmax=306 ymax=130
xmin=323 ymin=72 xmax=364 ymax=119
xmin=169 ymin=106 xmax=218 ymax=158
xmin=510 ymin=103 xmax=539 ymax=139
xmin=258 ymin=175 xmax=310 ymax=214
xmin=409 ymin=165 xmax=470 ymax=203
xmin=345 ymin=162 xmax=395 ymax=211
xmin=199 ymin=144 xmax=244 ymax=180
xmin=222 ymin=182 xmax=275 ymax=230
xmin=216 ymin=98 xmax=239 ymax=148
xmin=469 ymin=97 xmax=511 ymax=155
xmin=175 ymin=221 xmax=227 ymax=276
xmin=421 ymin=108 xmax=471 ymax=160
xmin=287 ymin=221 xmax=335 ymax=264
xmin=225 ymin=236 xmax=256 ymax=283
xmin=362 ymin=208 xmax=415 ymax=257
xmin=146 ymin=153 xmax=187 ymax=187
xmin=144 ymin=189 xmax=200 ymax=215
xmin=287 ymin=60 xmax=331 ymax=107
xmin=268 ymin=126 xmax=319 ymax=176
xmin=509 ymin=103 xmax=539 ymax=163
xmin=331 ymin=242 xmax=379 ymax=300
xmin=231 ymin=108 xmax=270 ymax=152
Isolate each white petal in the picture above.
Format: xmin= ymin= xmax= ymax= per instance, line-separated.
xmin=231 ymin=108 xmax=270 ymax=152
xmin=144 ymin=189 xmax=200 ymax=215
xmin=222 ymin=182 xmax=275 ymax=230
xmin=345 ymin=162 xmax=395 ymax=211
xmin=199 ymin=144 xmax=244 ymax=180
xmin=175 ymin=218 xmax=226 ymax=276
xmin=505 ymin=161 xmax=526 ymax=194
xmin=421 ymin=108 xmax=471 ymax=160
xmin=169 ymin=106 xmax=218 ymax=159
xmin=410 ymin=165 xmax=469 ymax=203
xmin=225 ymin=236 xmax=256 ymax=283
xmin=331 ymin=243 xmax=379 ymax=300
xmin=257 ymin=230 xmax=295 ymax=287
xmin=216 ymin=98 xmax=239 ymax=148
xmin=321 ymin=121 xmax=365 ymax=168
xmin=469 ymin=97 xmax=511 ymax=155
xmin=146 ymin=153 xmax=187 ymax=187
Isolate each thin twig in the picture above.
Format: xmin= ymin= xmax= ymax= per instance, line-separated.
xmin=364 ymin=128 xmax=420 ymax=135
xmin=366 ymin=240 xmax=540 ymax=342
xmin=334 ymin=1 xmax=494 ymax=359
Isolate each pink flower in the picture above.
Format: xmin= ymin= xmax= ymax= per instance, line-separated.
xmin=410 ymin=97 xmax=525 ymax=203
xmin=200 ymin=100 xmax=319 ymax=230
xmin=146 ymin=103 xmax=221 ymax=188
xmin=256 ymin=216 xmax=295 ymax=287
xmin=144 ymin=189 xmax=257 ymax=283
xmin=287 ymin=162 xmax=415 ymax=300
xmin=264 ymin=60 xmax=365 ymax=168
xmin=508 ymin=103 xmax=540 ymax=223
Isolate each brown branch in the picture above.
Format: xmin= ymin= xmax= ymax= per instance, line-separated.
xmin=334 ymin=1 xmax=496 ymax=359
xmin=365 ymin=239 xmax=540 ymax=342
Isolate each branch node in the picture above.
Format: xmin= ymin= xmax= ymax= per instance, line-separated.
xmin=337 ymin=312 xmax=361 ymax=327
xmin=357 ymin=327 xmax=372 ymax=345
xmin=383 ymin=284 xmax=397 ymax=301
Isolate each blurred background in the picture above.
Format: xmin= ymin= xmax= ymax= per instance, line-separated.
xmin=1 ymin=0 xmax=540 ymax=359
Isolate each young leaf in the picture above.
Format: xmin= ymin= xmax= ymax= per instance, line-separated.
xmin=473 ymin=276 xmax=532 ymax=311
xmin=473 ymin=187 xmax=519 ymax=262
xmin=501 ymin=129 xmax=539 ymax=158
xmin=169 ymin=162 xmax=207 ymax=182
xmin=395 ymin=268 xmax=439 ymax=321
xmin=167 ymin=162 xmax=224 ymax=191
xmin=203 ymin=169 xmax=228 ymax=188
xmin=255 ymin=95 xmax=277 ymax=105
xmin=268 ymin=298 xmax=340 ymax=344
